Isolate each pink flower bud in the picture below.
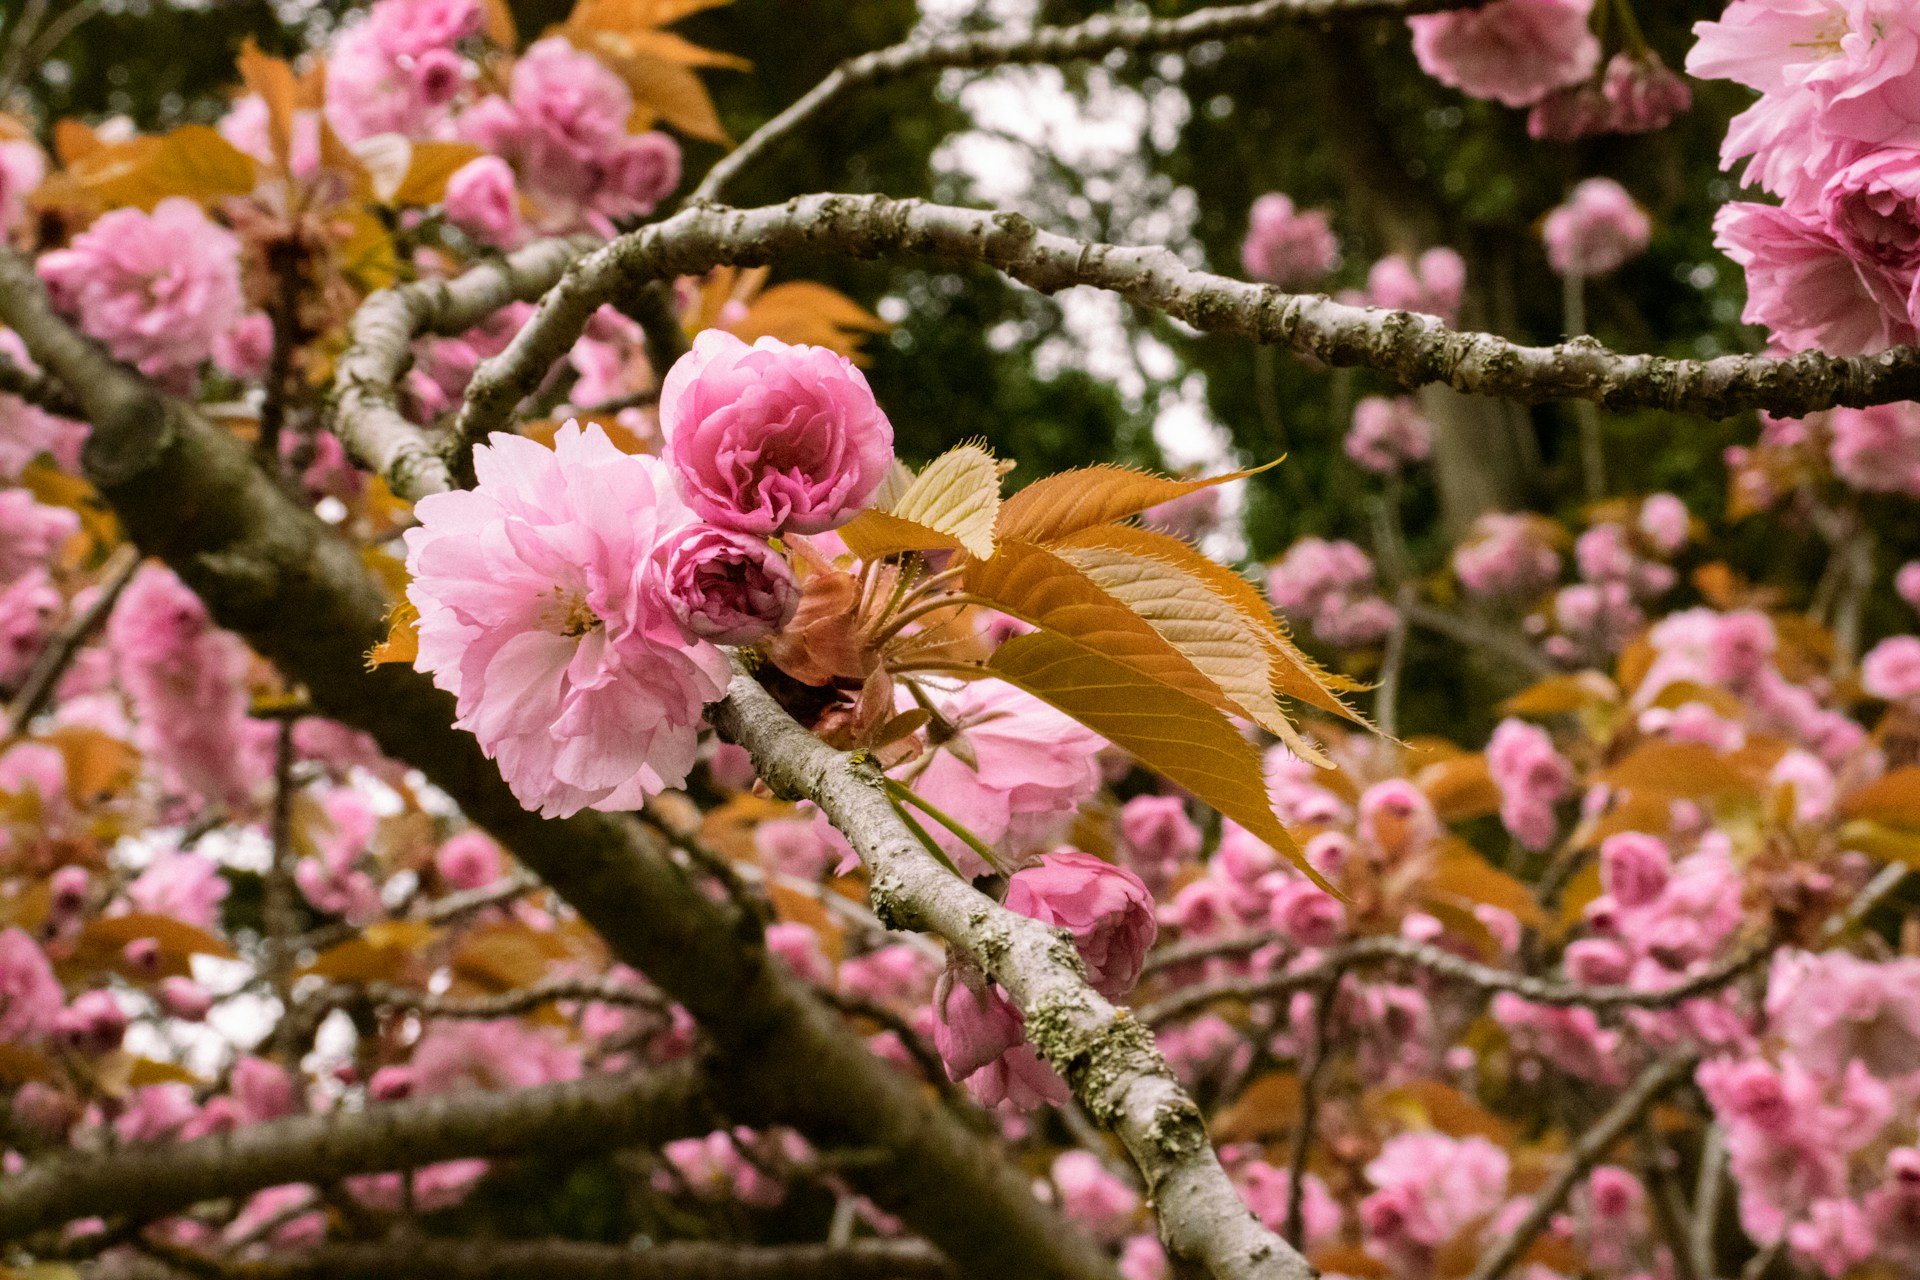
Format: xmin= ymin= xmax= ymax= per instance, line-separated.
xmin=606 ymin=133 xmax=681 ymax=216
xmin=48 ymin=866 xmax=89 ymax=917
xmin=661 ymin=331 xmax=895 ymax=537
xmin=1240 ymin=193 xmax=1340 ymax=289
xmin=1004 ymin=850 xmax=1157 ymax=1000
xmin=55 ymin=990 xmax=127 ymax=1057
xmin=1863 ymin=635 xmax=1920 ymax=703
xmin=658 ymin=524 xmax=800 ymax=645
xmin=1268 ymin=878 xmax=1346 ymax=949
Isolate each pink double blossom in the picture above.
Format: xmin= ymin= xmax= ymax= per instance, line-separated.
xmin=458 ymin=38 xmax=680 ymax=235
xmin=1408 ymin=0 xmax=1599 ymax=109
xmin=1862 ymin=635 xmax=1920 ymax=703
xmin=1454 ymin=513 xmax=1562 ymax=600
xmin=656 ymin=524 xmax=798 ymax=645
xmin=931 ymin=965 xmax=1068 ymax=1111
xmin=1766 ymin=949 xmax=1920 ymax=1080
xmin=127 ymin=851 xmax=230 ymax=930
xmin=1365 ymin=247 xmax=1467 ymax=322
xmin=404 ymin=423 xmax=730 ymax=817
xmin=1345 ymin=396 xmax=1432 ymax=473
xmin=1486 ymin=719 xmax=1572 ymax=850
xmin=1828 ymin=402 xmax=1920 ymax=495
xmin=1268 ymin=537 xmax=1396 ymax=649
xmin=903 ymin=679 xmax=1104 ymax=876
xmin=443 ymin=155 xmax=523 ymax=249
xmin=1361 ymin=1131 xmax=1511 ymax=1269
xmin=1005 ymin=850 xmax=1156 ymax=1000
xmin=661 ymin=331 xmax=894 ymax=537
xmin=324 ymin=0 xmax=481 ymax=142
xmin=1049 ymin=1150 xmax=1140 ymax=1242
xmin=38 ymin=199 xmax=247 ymax=386
xmin=0 ymin=489 xmax=79 ymax=582
xmin=0 ymin=927 xmax=62 ymax=1044
xmin=1543 ymin=178 xmax=1652 ymax=276
xmin=1240 ymin=193 xmax=1340 ymax=289
xmin=1116 ymin=794 xmax=1201 ymax=891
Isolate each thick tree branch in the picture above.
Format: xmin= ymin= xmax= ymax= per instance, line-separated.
xmin=0 ymin=348 xmax=80 ymax=417
xmin=107 ymin=1239 xmax=954 ymax=1280
xmin=0 ymin=249 xmax=1116 ymax=1280
xmin=0 ymin=1066 xmax=710 ymax=1242
xmin=425 ymin=196 xmax=1920 ymax=496
xmin=692 ymin=0 xmax=1493 ymax=203
xmin=1465 ymin=1051 xmax=1699 ymax=1280
xmin=300 ymin=976 xmax=671 ymax=1022
xmin=709 ymin=660 xmax=1314 ymax=1280
xmin=332 ymin=236 xmax=598 ymax=497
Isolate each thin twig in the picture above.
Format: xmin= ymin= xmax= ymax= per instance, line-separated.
xmin=303 ymin=976 xmax=672 ymax=1022
xmin=1465 ymin=1051 xmax=1698 ymax=1280
xmin=264 ymin=714 xmax=302 ymax=1057
xmin=1283 ymin=971 xmax=1342 ymax=1249
xmin=691 ymin=0 xmax=1492 ymax=202
xmin=6 ymin=542 xmax=139 ymax=737
xmin=1691 ymin=1123 xmax=1727 ymax=1280
xmin=1137 ymin=931 xmax=1773 ymax=1025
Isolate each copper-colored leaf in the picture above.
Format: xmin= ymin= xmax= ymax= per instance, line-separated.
xmin=1211 ymin=1071 xmax=1301 ymax=1142
xmin=66 ymin=124 xmax=257 ymax=211
xmin=1425 ymin=838 xmax=1545 ymax=928
xmin=367 ymin=599 xmax=420 ymax=668
xmin=53 ymin=119 xmax=103 ymax=166
xmin=1498 ymin=671 xmax=1619 ymax=717
xmin=1365 ymin=1079 xmax=1514 ymax=1145
xmin=995 ymin=461 xmax=1277 ymax=547
xmin=1418 ymin=754 xmax=1502 ymax=824
xmin=1599 ymin=739 xmax=1779 ymax=799
xmin=128 ymin=1057 xmax=203 ymax=1088
xmin=767 ymin=882 xmax=845 ymax=965
xmin=0 ymin=1042 xmax=56 ymax=1084
xmin=236 ymin=40 xmax=300 ymax=169
xmin=1050 ymin=522 xmax=1367 ymax=722
xmin=452 ymin=919 xmax=572 ymax=992
xmin=729 ymin=282 xmax=886 ymax=362
xmin=482 ymin=0 xmax=519 ymax=47
xmin=301 ymin=920 xmax=438 ymax=982
xmin=390 ymin=141 xmax=488 ymax=207
xmin=41 ymin=727 xmax=138 ymax=805
xmin=986 ymin=629 xmax=1320 ymax=884
xmin=79 ymin=913 xmax=238 ymax=962
xmin=1842 ymin=766 xmax=1920 ymax=827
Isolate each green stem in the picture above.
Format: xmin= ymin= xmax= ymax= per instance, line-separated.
xmin=884 ymin=779 xmax=1009 ymax=876
xmin=887 ymin=794 xmax=966 ymax=880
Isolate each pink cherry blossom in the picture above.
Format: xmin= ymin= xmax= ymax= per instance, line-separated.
xmin=766 ymin=920 xmax=833 ymax=987
xmin=444 ymin=155 xmax=523 ymax=248
xmin=212 ymin=312 xmax=274 ymax=382
xmin=1366 ymin=247 xmax=1467 ymax=321
xmin=1600 ymin=50 xmax=1694 ymax=133
xmin=1599 ymin=832 xmax=1671 ymax=910
xmin=1790 ymin=1197 xmax=1876 ymax=1278
xmin=1050 ymin=1150 xmax=1140 ymax=1242
xmin=37 ymin=199 xmax=247 ymax=385
xmin=1487 ymin=719 xmax=1573 ymax=850
xmin=1268 ymin=537 xmax=1396 ymax=648
xmin=127 ymin=851 xmax=230 ymax=929
xmin=656 ymin=524 xmax=798 ymax=645
xmin=1118 ymin=1234 xmax=1168 ymax=1280
xmin=409 ymin=1018 xmax=583 ymax=1097
xmin=1543 ymin=178 xmax=1652 ymax=276
xmin=1005 ymin=850 xmax=1156 ymax=1000
xmin=931 ymin=966 xmax=1069 ymax=1111
xmin=1362 ymin=1131 xmax=1510 ymax=1268
xmin=435 ymin=830 xmax=503 ymax=890
xmin=1767 ymin=949 xmax=1920 ymax=1080
xmin=1712 ymin=201 xmax=1917 ymax=355
xmin=660 ymin=330 xmax=894 ymax=537
xmin=1408 ymin=0 xmax=1600 ymax=109
xmin=0 ymin=568 xmax=61 ymax=687
xmin=0 ymin=927 xmax=62 ymax=1044
xmin=1240 ymin=193 xmax=1340 ymax=289
xmin=324 ymin=0 xmax=481 ymax=142
xmin=1455 ymin=513 xmax=1563 ymax=599
xmin=1898 ymin=561 xmax=1920 ymax=610
xmin=1357 ymin=778 xmax=1440 ymax=861
xmin=1268 ymin=877 xmax=1346 ymax=948
xmin=1345 ymin=396 xmax=1433 ymax=473
xmin=1637 ymin=493 xmax=1690 ymax=555
xmin=904 ymin=679 xmax=1104 ymax=876
xmin=1116 ymin=794 xmax=1201 ymax=889
xmin=0 ymin=489 xmax=78 ymax=583
xmin=1862 ymin=635 xmax=1920 ymax=702
xmin=404 ymin=423 xmax=730 ymax=817
xmin=0 ymin=138 xmax=45 ymax=235
xmin=1236 ymin=1158 xmax=1341 ymax=1246
xmin=1829 ymin=402 xmax=1920 ymax=495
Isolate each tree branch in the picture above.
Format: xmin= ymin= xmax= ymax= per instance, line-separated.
xmin=709 ymin=658 xmax=1314 ymax=1280
xmin=107 ymin=1238 xmax=954 ymax=1280
xmin=1136 ymin=931 xmax=1774 ymax=1025
xmin=1464 ymin=1051 xmax=1699 ymax=1280
xmin=0 ymin=1066 xmax=711 ymax=1242
xmin=300 ymin=976 xmax=671 ymax=1022
xmin=692 ymin=0 xmax=1494 ymax=203
xmin=332 ymin=236 xmax=598 ymax=498
xmin=0 ymin=348 xmax=80 ymax=417
xmin=0 ymin=247 xmax=1114 ymax=1280
xmin=424 ymin=196 xmax=1920 ymax=499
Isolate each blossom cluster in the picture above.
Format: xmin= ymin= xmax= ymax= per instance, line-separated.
xmin=1691 ymin=2 xmax=1920 ymax=354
